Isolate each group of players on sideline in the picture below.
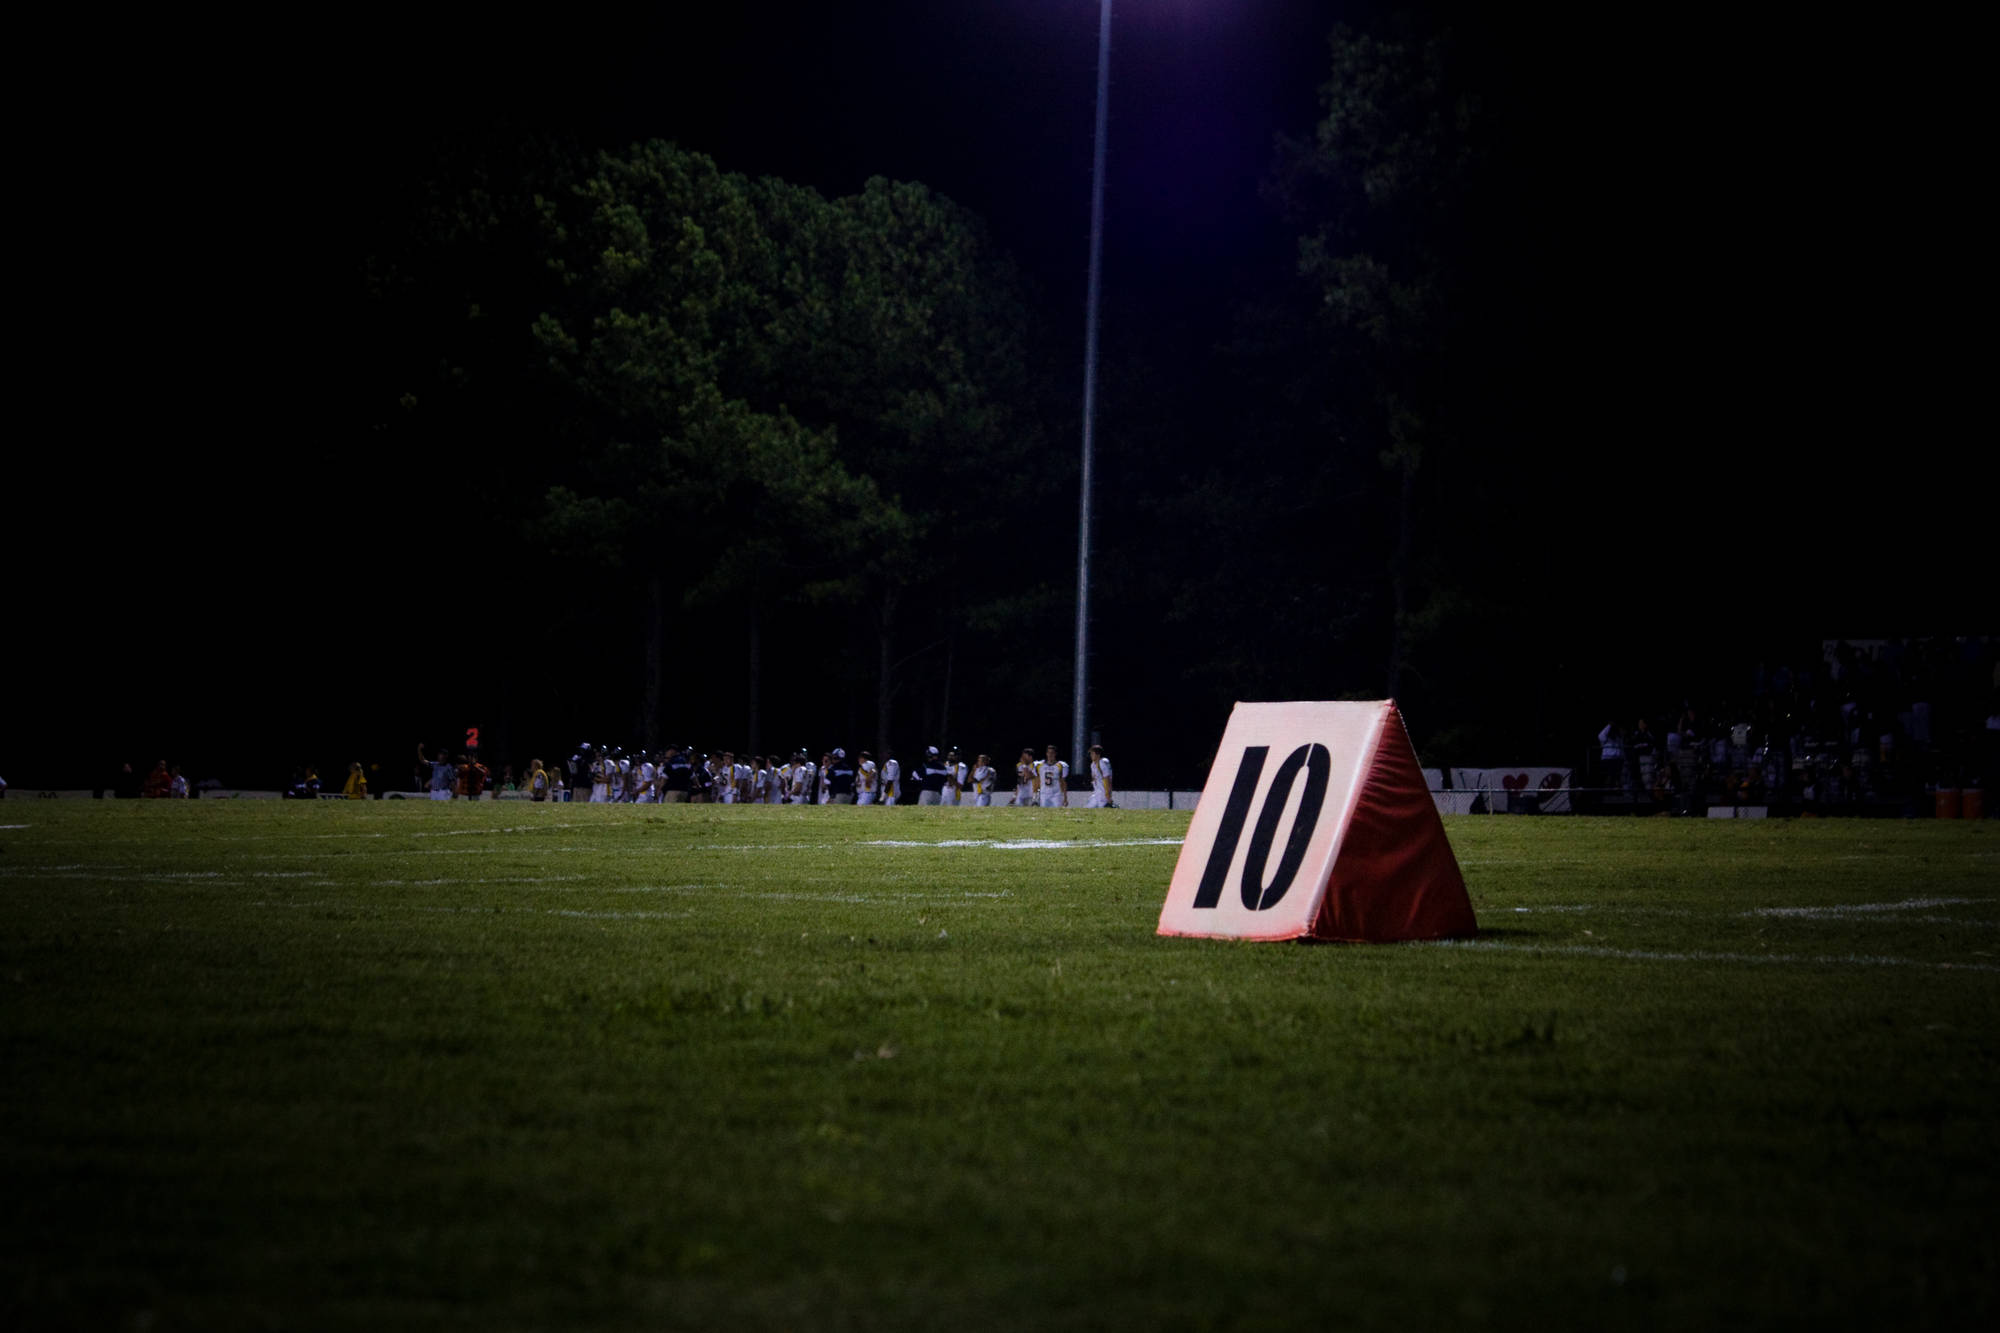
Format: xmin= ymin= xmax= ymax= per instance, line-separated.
xmin=413 ymin=741 xmax=1117 ymax=808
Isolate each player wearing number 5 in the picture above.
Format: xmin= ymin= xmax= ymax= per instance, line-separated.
xmin=1086 ymin=746 xmax=1113 ymax=808
xmin=1036 ymin=745 xmax=1069 ymax=808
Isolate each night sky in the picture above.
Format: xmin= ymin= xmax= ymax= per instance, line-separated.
xmin=9 ymin=2 xmax=1984 ymax=790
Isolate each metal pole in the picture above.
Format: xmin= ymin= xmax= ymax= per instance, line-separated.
xmin=1074 ymin=0 xmax=1111 ymax=778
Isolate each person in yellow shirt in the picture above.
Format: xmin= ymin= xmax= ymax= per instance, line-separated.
xmin=342 ymin=761 xmax=368 ymax=800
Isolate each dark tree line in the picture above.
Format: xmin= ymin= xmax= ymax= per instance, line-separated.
xmin=354 ymin=138 xmax=1070 ymax=771
xmin=327 ymin=6 xmax=1612 ymax=786
xmin=28 ymin=1 xmax=1906 ymax=790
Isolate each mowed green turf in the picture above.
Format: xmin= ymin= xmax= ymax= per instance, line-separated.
xmin=2 ymin=803 xmax=1994 ymax=1331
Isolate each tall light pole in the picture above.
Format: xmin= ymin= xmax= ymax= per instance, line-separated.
xmin=1074 ymin=0 xmax=1111 ymax=778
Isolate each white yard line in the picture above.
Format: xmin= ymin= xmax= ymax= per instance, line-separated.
xmin=1506 ymin=904 xmax=1694 ymax=916
xmin=246 ymin=884 xmax=1013 ymax=913
xmin=247 ymin=899 xmax=695 ymax=921
xmin=541 ymin=909 xmax=695 ymax=920
xmin=673 ymin=837 xmax=1184 ymax=851
xmin=859 ymin=837 xmax=1184 ymax=850
xmin=0 ymin=869 xmax=245 ymax=883
xmin=222 ymin=832 xmax=389 ymax=841
xmin=410 ymin=824 xmax=580 ymax=838
xmin=601 ymin=883 xmax=728 ymax=894
xmin=243 ymin=847 xmax=517 ymax=859
xmin=1425 ymin=939 xmax=2000 ymax=974
xmin=0 ymin=864 xmax=134 ymax=874
xmin=366 ymin=875 xmax=591 ymax=886
xmin=1455 ymin=857 xmax=1596 ymax=868
xmin=1743 ymin=897 xmax=1982 ymax=918
xmin=697 ymin=843 xmax=839 ymax=851
xmin=627 ymin=885 xmax=1011 ymax=904
xmin=111 ymin=823 xmax=582 ymax=844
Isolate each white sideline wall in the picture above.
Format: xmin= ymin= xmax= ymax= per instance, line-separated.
xmin=0 ymin=789 xmax=1210 ymax=807
xmin=489 ymin=789 xmax=1208 ymax=808
xmin=1076 ymin=790 xmax=1204 ymax=810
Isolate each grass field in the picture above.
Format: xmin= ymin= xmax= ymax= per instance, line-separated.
xmin=2 ymin=802 xmax=1995 ymax=1330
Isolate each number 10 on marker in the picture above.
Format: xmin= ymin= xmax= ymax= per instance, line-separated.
xmin=1158 ymin=701 xmax=1475 ymax=943
xmin=1191 ymin=743 xmax=1331 ymax=913
xmin=1168 ymin=700 xmax=1480 ymax=940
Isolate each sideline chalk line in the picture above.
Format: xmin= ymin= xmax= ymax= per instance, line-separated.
xmin=1425 ymin=938 xmax=2000 ymax=974
xmin=859 ymin=837 xmax=1184 ymax=850
xmin=1743 ymin=897 xmax=1981 ymax=918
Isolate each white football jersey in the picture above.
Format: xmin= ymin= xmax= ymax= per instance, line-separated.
xmin=1089 ymin=756 xmax=1112 ymax=807
xmin=1036 ymin=759 xmax=1068 ymax=806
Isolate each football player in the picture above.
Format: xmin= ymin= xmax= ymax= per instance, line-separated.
xmin=1036 ymin=745 xmax=1069 ymax=808
xmin=1087 ymin=745 xmax=1113 ymax=808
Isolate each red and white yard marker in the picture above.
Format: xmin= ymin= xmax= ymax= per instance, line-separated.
xmin=1157 ymin=701 xmax=1475 ymax=943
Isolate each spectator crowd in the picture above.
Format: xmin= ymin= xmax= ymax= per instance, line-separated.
xmin=46 ymin=637 xmax=1993 ymax=820
xmin=1593 ymin=638 xmax=1998 ymax=816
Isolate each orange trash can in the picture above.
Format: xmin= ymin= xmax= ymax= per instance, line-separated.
xmin=1963 ymin=789 xmax=1985 ymax=820
xmin=1935 ymin=788 xmax=1962 ymax=819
